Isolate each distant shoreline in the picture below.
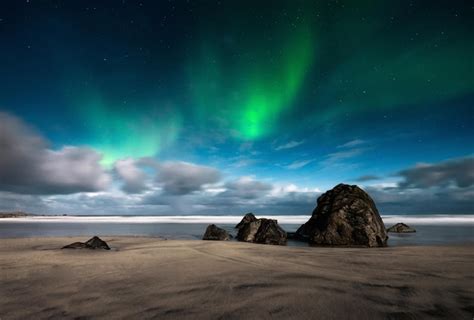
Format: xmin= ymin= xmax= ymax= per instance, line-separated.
xmin=0 ymin=211 xmax=32 ymax=218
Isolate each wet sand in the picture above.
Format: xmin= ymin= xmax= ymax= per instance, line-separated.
xmin=0 ymin=237 xmax=473 ymax=319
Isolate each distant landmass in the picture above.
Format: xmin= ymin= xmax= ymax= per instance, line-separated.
xmin=0 ymin=211 xmax=33 ymax=218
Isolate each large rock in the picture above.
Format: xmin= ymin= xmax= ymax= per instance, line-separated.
xmin=296 ymin=184 xmax=388 ymax=247
xmin=237 ymin=219 xmax=262 ymax=242
xmin=62 ymin=236 xmax=110 ymax=250
xmin=235 ymin=213 xmax=257 ymax=229
xmin=237 ymin=218 xmax=287 ymax=245
xmin=387 ymin=223 xmax=416 ymax=233
xmin=202 ymin=224 xmax=231 ymax=240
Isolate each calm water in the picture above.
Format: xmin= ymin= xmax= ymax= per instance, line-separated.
xmin=0 ymin=215 xmax=473 ymax=246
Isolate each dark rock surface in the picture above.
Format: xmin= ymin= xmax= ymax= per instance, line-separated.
xmin=387 ymin=223 xmax=416 ymax=233
xmin=62 ymin=236 xmax=110 ymax=250
xmin=202 ymin=224 xmax=231 ymax=240
xmin=85 ymin=236 xmax=111 ymax=249
xmin=62 ymin=242 xmax=89 ymax=249
xmin=296 ymin=184 xmax=388 ymax=247
xmin=235 ymin=213 xmax=257 ymax=229
xmin=237 ymin=217 xmax=287 ymax=245
xmin=286 ymin=232 xmax=298 ymax=240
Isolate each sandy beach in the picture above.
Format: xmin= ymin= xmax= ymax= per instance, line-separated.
xmin=0 ymin=237 xmax=473 ymax=319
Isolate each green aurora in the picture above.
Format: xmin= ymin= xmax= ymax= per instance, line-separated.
xmin=10 ymin=1 xmax=470 ymax=165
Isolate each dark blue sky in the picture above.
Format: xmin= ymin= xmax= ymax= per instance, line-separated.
xmin=0 ymin=1 xmax=472 ymax=215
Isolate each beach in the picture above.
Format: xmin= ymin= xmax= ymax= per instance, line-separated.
xmin=1 ymin=237 xmax=473 ymax=319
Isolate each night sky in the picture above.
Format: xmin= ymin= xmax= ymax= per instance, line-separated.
xmin=0 ymin=1 xmax=472 ymax=215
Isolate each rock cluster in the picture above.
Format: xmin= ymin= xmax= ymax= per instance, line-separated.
xmin=296 ymin=184 xmax=388 ymax=247
xmin=387 ymin=223 xmax=416 ymax=233
xmin=62 ymin=236 xmax=111 ymax=250
xmin=235 ymin=213 xmax=257 ymax=229
xmin=202 ymin=224 xmax=231 ymax=240
xmin=235 ymin=214 xmax=287 ymax=245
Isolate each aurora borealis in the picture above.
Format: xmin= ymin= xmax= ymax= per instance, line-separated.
xmin=0 ymin=1 xmax=472 ymax=215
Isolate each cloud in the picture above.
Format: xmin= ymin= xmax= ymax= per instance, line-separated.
xmin=0 ymin=112 xmax=111 ymax=195
xmin=275 ymin=140 xmax=304 ymax=151
xmin=114 ymin=158 xmax=149 ymax=193
xmin=140 ymin=176 xmax=320 ymax=215
xmin=285 ymin=159 xmax=315 ymax=170
xmin=0 ymin=192 xmax=47 ymax=213
xmin=264 ymin=191 xmax=318 ymax=213
xmin=397 ymin=157 xmax=474 ymax=189
xmin=185 ymin=178 xmax=318 ymax=214
xmin=320 ymin=148 xmax=366 ymax=167
xmin=319 ymin=140 xmax=370 ymax=169
xmin=2 ymin=113 xmax=470 ymax=217
xmin=357 ymin=156 xmax=474 ymax=214
xmin=337 ymin=139 xmax=366 ymax=149
xmin=356 ymin=175 xmax=381 ymax=182
xmin=219 ymin=176 xmax=273 ymax=199
xmin=157 ymin=161 xmax=221 ymax=195
xmin=366 ymin=185 xmax=474 ymax=214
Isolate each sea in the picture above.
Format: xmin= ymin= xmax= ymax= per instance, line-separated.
xmin=0 ymin=215 xmax=473 ymax=247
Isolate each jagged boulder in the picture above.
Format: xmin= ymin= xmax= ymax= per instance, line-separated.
xmin=296 ymin=184 xmax=388 ymax=247
xmin=237 ymin=219 xmax=262 ymax=242
xmin=235 ymin=213 xmax=257 ymax=229
xmin=62 ymin=236 xmax=110 ymax=250
xmin=237 ymin=217 xmax=287 ymax=245
xmin=387 ymin=223 xmax=416 ymax=233
xmin=202 ymin=224 xmax=231 ymax=240
xmin=85 ymin=236 xmax=111 ymax=249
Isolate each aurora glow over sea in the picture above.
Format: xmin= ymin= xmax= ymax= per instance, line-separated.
xmin=0 ymin=0 xmax=472 ymax=215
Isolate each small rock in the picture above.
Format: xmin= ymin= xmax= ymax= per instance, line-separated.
xmin=237 ymin=218 xmax=287 ymax=245
xmin=387 ymin=223 xmax=416 ymax=233
xmin=203 ymin=224 xmax=231 ymax=241
xmin=85 ymin=236 xmax=111 ymax=249
xmin=62 ymin=236 xmax=110 ymax=250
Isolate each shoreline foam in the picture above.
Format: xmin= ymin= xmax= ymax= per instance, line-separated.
xmin=1 ymin=214 xmax=474 ymax=225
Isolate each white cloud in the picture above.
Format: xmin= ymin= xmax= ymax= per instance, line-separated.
xmin=270 ymin=184 xmax=321 ymax=196
xmin=320 ymin=148 xmax=367 ymax=167
xmin=337 ymin=139 xmax=366 ymax=149
xmin=275 ymin=140 xmax=304 ymax=151
xmin=114 ymin=158 xmax=149 ymax=193
xmin=285 ymin=159 xmax=315 ymax=170
xmin=219 ymin=176 xmax=273 ymax=199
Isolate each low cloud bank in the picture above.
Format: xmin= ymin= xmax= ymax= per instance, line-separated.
xmin=0 ymin=113 xmax=110 ymax=195
xmin=1 ymin=112 xmax=472 ymax=215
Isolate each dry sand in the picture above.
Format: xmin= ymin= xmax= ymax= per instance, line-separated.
xmin=0 ymin=237 xmax=473 ymax=319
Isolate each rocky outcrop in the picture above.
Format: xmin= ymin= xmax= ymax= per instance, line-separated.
xmin=296 ymin=184 xmax=388 ymax=247
xmin=62 ymin=236 xmax=110 ymax=250
xmin=202 ymin=224 xmax=231 ymax=240
xmin=237 ymin=216 xmax=287 ymax=245
xmin=387 ymin=223 xmax=416 ymax=233
xmin=235 ymin=213 xmax=257 ymax=229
